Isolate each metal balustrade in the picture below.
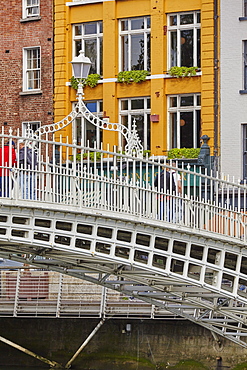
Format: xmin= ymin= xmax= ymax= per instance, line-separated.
xmin=0 ymin=130 xmax=247 ymax=347
xmin=0 ymin=131 xmax=246 ymax=242
xmin=0 ymin=268 xmax=175 ymax=319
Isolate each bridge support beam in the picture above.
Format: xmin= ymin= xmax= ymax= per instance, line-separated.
xmin=0 ymin=335 xmax=63 ymax=368
xmin=65 ymin=318 xmax=105 ymax=369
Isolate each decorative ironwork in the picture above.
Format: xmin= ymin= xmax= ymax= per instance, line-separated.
xmin=31 ymin=82 xmax=143 ymax=157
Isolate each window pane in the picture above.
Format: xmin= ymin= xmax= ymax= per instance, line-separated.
xmin=99 ymin=21 xmax=103 ymax=33
xmin=99 ymin=37 xmax=103 ymax=75
xmin=180 ymin=14 xmax=193 ymax=25
xmin=84 ymin=22 xmax=97 ymax=35
xmin=86 ymin=102 xmax=97 ymax=112
xmin=75 ymin=25 xmax=82 ymax=36
xmin=131 ymin=34 xmax=144 ymax=70
xmin=147 ymin=16 xmax=151 ymax=28
xmin=121 ymin=100 xmax=128 ymax=110
xmin=171 ymin=112 xmax=177 ymax=148
xmin=170 ymin=15 xmax=177 ymax=26
xmin=181 ymin=30 xmax=193 ymax=67
xmin=197 ymin=29 xmax=201 ymax=68
xmin=147 ymin=114 xmax=150 ymax=150
xmin=121 ymin=20 xmax=128 ymax=31
xmin=75 ymin=41 xmax=82 ymax=56
xmin=170 ymin=97 xmax=177 ymax=107
xmin=132 ymin=115 xmax=144 ymax=145
xmin=131 ymin=17 xmax=144 ymax=30
xmin=196 ymin=110 xmax=201 ymax=147
xmin=147 ymin=33 xmax=151 ymax=71
xmin=243 ymin=125 xmax=247 ymax=179
xmin=131 ymin=99 xmax=144 ymax=110
xmin=85 ymin=121 xmax=96 ymax=146
xmin=197 ymin=12 xmax=201 ymax=23
xmin=244 ymin=41 xmax=247 ymax=90
xmin=121 ymin=35 xmax=128 ymax=71
xmin=147 ymin=98 xmax=150 ymax=109
xmin=180 ymin=111 xmax=193 ymax=148
xmin=181 ymin=96 xmax=193 ymax=106
xmin=245 ymin=0 xmax=247 ymax=17
xmin=85 ymin=39 xmax=97 ymax=74
xmin=171 ymin=31 xmax=177 ymax=67
xmin=197 ymin=95 xmax=201 ymax=106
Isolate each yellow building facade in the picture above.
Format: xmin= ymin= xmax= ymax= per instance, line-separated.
xmin=54 ymin=0 xmax=217 ymax=157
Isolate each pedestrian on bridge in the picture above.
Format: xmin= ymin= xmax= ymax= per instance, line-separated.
xmin=0 ymin=140 xmax=17 ymax=197
xmin=154 ymin=163 xmax=176 ymax=222
xmin=18 ymin=139 xmax=38 ymax=200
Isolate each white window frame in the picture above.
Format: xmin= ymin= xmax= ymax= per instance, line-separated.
xmin=22 ymin=0 xmax=40 ymax=19
xmin=22 ymin=121 xmax=41 ymax=136
xmin=73 ymin=100 xmax=103 ymax=148
xmin=244 ymin=40 xmax=247 ymax=90
xmin=167 ymin=11 xmax=201 ymax=69
xmin=119 ymin=16 xmax=151 ymax=72
xmin=73 ymin=21 xmax=103 ymax=76
xmin=167 ymin=94 xmax=201 ymax=149
xmin=119 ymin=97 xmax=151 ymax=151
xmin=23 ymin=47 xmax=41 ymax=92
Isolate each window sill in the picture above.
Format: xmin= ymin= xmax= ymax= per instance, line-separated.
xmin=239 ymin=90 xmax=247 ymax=94
xmin=20 ymin=90 xmax=43 ymax=96
xmin=20 ymin=16 xmax=41 ymax=23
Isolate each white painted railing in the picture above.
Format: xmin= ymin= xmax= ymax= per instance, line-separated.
xmin=0 ymin=130 xmax=246 ymax=242
xmin=0 ymin=268 xmax=176 ymax=319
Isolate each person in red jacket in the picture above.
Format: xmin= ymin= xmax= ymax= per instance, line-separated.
xmin=0 ymin=141 xmax=17 ymax=197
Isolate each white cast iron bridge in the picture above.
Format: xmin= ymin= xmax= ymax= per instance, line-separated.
xmin=1 ymin=130 xmax=247 ymax=353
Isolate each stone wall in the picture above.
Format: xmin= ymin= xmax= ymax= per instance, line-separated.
xmin=0 ymin=318 xmax=246 ymax=369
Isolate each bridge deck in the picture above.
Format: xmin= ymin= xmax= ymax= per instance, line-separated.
xmin=0 ymin=132 xmax=247 ymax=347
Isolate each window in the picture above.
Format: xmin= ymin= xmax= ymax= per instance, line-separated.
xmin=245 ymin=0 xmax=247 ymax=17
xmin=74 ymin=100 xmax=103 ymax=148
xmin=22 ymin=121 xmax=40 ymax=137
xmin=23 ymin=47 xmax=41 ymax=91
xmin=168 ymin=11 xmax=201 ymax=69
xmin=119 ymin=16 xmax=151 ymax=71
xmin=244 ymin=41 xmax=247 ymax=90
xmin=73 ymin=22 xmax=103 ymax=75
xmin=119 ymin=97 xmax=150 ymax=150
xmin=23 ymin=0 xmax=40 ymax=18
xmin=243 ymin=125 xmax=247 ymax=179
xmin=168 ymin=94 xmax=201 ymax=149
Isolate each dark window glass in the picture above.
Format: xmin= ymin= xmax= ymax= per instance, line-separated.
xmin=84 ymin=22 xmax=97 ymax=35
xmin=131 ymin=17 xmax=144 ymax=30
xmin=244 ymin=41 xmax=247 ymax=90
xmin=180 ymin=14 xmax=193 ymax=24
xmin=131 ymin=99 xmax=144 ymax=110
xmin=181 ymin=29 xmax=193 ymax=67
xmin=243 ymin=125 xmax=247 ymax=179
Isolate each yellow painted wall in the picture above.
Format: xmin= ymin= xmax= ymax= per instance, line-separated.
xmin=54 ymin=0 xmax=216 ymax=155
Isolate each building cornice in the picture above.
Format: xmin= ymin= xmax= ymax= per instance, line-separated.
xmin=66 ymin=0 xmax=113 ymax=7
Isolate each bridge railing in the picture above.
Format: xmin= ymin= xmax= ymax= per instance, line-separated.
xmin=0 ymin=267 xmax=176 ymax=319
xmin=0 ymin=131 xmax=246 ymax=242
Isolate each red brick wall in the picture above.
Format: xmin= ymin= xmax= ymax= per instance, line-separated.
xmin=0 ymin=1 xmax=53 ymax=137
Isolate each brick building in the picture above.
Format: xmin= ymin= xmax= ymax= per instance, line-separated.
xmin=0 ymin=0 xmax=53 ymax=137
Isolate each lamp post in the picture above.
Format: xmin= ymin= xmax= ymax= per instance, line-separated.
xmin=30 ymin=51 xmax=143 ymax=157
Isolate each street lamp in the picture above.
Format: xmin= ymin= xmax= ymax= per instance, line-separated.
xmin=31 ymin=51 xmax=143 ymax=157
xmin=70 ymin=50 xmax=92 ymax=80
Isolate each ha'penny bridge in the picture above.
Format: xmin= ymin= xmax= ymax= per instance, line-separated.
xmin=0 ymin=129 xmax=247 ymax=367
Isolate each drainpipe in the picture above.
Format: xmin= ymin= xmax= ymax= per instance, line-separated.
xmin=214 ymin=0 xmax=219 ymax=173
